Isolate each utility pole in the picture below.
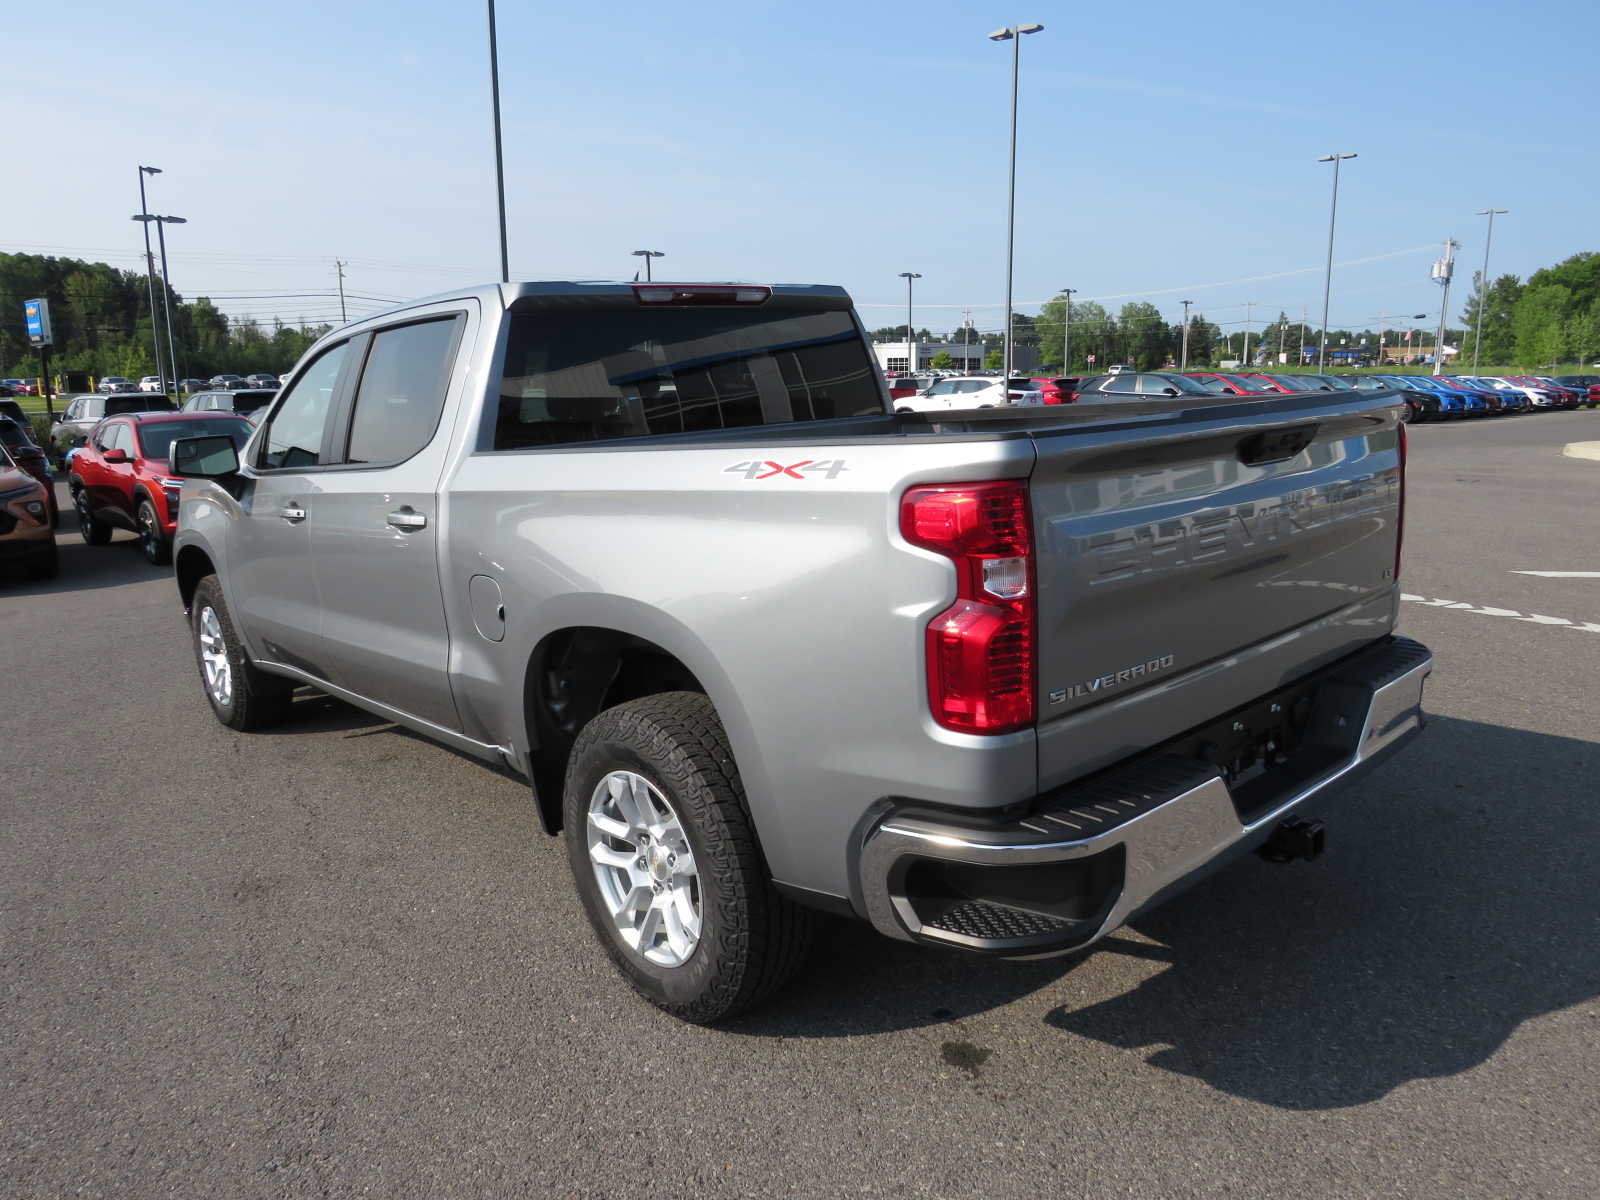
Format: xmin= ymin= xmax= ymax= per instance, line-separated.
xmin=1242 ymin=300 xmax=1256 ymax=366
xmin=1431 ymin=238 xmax=1459 ymax=376
xmin=1277 ymin=314 xmax=1288 ymax=364
xmin=962 ymin=308 xmax=973 ymax=371
xmin=334 ymin=260 xmax=348 ymax=323
xmin=486 ymin=0 xmax=510 ymax=283
xmin=1060 ymin=288 xmax=1076 ymax=373
xmin=1180 ymin=299 xmax=1193 ymax=369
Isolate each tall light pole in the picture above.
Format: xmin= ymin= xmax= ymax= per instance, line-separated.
xmin=133 ymin=214 xmax=185 ymax=387
xmin=988 ymin=21 xmax=1044 ymax=390
xmin=1472 ymin=208 xmax=1507 ymax=371
xmin=632 ymin=249 xmax=665 ymax=282
xmin=1059 ymin=287 xmax=1076 ymax=372
xmin=898 ymin=272 xmax=921 ymax=371
xmin=1242 ymin=300 xmax=1256 ymax=366
xmin=1180 ymin=299 xmax=1194 ymax=369
xmin=135 ymin=166 xmax=167 ymax=392
xmin=486 ymin=0 xmax=510 ymax=282
xmin=1316 ymin=152 xmax=1356 ymax=371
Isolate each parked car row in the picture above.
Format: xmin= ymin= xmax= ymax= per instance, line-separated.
xmin=885 ymin=367 xmax=1598 ymax=424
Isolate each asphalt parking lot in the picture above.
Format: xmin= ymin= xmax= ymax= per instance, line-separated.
xmin=3 ymin=412 xmax=1598 ymax=1199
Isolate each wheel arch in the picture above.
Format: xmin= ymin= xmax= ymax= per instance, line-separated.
xmin=512 ymin=603 xmax=757 ymax=839
xmin=175 ymin=543 xmax=216 ymax=611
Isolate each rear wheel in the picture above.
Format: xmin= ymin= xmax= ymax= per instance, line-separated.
xmin=563 ymin=692 xmax=814 ymax=1024
xmin=190 ymin=575 xmax=293 ymax=731
xmin=73 ymin=487 xmax=112 ymax=545
xmin=137 ymin=498 xmax=171 ymax=565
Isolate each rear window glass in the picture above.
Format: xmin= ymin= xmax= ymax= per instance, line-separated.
xmin=494 ymin=305 xmax=883 ymax=449
xmin=136 ymin=418 xmax=253 ymax=459
xmin=108 ymin=396 xmax=174 ymax=415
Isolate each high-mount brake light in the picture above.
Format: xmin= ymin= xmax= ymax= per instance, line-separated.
xmin=632 ymin=284 xmax=772 ymax=306
xmin=900 ymin=481 xmax=1035 ymax=734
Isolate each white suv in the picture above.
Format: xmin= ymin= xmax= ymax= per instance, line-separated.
xmin=891 ymin=375 xmax=1043 ymax=413
xmin=138 ymin=376 xmax=163 ymax=392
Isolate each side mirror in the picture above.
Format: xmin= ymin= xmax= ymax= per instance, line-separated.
xmin=171 ymin=435 xmax=240 ymax=478
xmin=1162 ymin=387 xmax=1180 ymax=396
xmin=103 ymin=448 xmax=130 ymax=464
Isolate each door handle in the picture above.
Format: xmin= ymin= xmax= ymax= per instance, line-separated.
xmin=387 ymin=508 xmax=427 ymax=531
xmin=278 ymin=505 xmax=307 ymax=523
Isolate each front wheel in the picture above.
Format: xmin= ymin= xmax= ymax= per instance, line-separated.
xmin=563 ymin=692 xmax=814 ymax=1024
xmin=190 ymin=575 xmax=293 ymax=730
xmin=137 ymin=498 xmax=171 ymax=565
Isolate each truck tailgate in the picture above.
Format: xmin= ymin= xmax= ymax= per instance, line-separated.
xmin=1027 ymin=392 xmax=1404 ymax=785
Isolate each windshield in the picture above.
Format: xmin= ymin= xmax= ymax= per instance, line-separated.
xmin=495 ymin=302 xmax=883 ymax=448
xmin=1264 ymin=374 xmax=1322 ymax=392
xmin=1214 ymin=373 xmax=1274 ymax=392
xmin=108 ymin=396 xmax=175 ymax=416
xmin=135 ymin=417 xmax=253 ymax=459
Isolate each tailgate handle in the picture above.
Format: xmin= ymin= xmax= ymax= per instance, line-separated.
xmin=1237 ymin=424 xmax=1317 ymax=466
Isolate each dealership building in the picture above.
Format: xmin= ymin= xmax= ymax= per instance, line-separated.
xmin=872 ymin=339 xmax=1039 ymax=374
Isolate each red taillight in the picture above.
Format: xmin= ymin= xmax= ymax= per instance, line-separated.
xmin=900 ymin=481 xmax=1035 ymax=734
xmin=632 ymin=284 xmax=771 ymax=305
xmin=1394 ymin=420 xmax=1407 ymax=582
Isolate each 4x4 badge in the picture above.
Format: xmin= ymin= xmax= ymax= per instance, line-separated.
xmin=724 ymin=459 xmax=849 ymax=481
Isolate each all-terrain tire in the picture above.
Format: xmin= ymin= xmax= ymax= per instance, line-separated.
xmin=563 ymin=692 xmax=814 ymax=1024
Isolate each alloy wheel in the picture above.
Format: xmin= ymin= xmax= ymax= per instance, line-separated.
xmin=197 ymin=606 xmax=233 ymax=708
xmin=586 ymin=770 xmax=702 ymax=967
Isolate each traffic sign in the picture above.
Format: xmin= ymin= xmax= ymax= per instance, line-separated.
xmin=1086 ymin=353 xmax=1096 ymax=364
xmin=24 ymin=298 xmax=52 ymax=347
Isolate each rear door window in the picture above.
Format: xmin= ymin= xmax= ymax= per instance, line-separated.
xmin=342 ymin=317 xmax=460 ymax=465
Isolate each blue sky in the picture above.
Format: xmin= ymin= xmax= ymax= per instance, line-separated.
xmin=6 ymin=0 xmax=1596 ymax=338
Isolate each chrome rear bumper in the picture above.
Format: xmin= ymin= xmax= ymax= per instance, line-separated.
xmin=858 ymin=636 xmax=1433 ymax=954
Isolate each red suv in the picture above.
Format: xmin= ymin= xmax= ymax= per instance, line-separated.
xmin=69 ymin=412 xmax=253 ymax=564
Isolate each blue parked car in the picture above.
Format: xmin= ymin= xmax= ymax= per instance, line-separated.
xmin=1381 ymin=375 xmax=1471 ymax=418
xmin=1332 ymin=375 xmax=1442 ymax=422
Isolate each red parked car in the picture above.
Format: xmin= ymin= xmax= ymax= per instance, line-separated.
xmin=1028 ymin=376 xmax=1080 ymax=404
xmin=1181 ymin=372 xmax=1279 ymax=396
xmin=885 ymin=376 xmax=922 ymax=402
xmin=69 ymin=412 xmax=253 ymax=565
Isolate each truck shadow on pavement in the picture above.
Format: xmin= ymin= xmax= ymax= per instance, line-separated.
xmin=0 ymin=531 xmax=168 ymax=597
xmin=740 ymin=717 xmax=1600 ymax=1110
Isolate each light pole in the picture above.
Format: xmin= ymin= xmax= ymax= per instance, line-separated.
xmin=632 ymin=249 xmax=665 ymax=282
xmin=135 ymin=166 xmax=167 ymax=392
xmin=1242 ymin=300 xmax=1256 ymax=366
xmin=988 ymin=21 xmax=1044 ymax=390
xmin=1059 ymin=287 xmax=1075 ymax=372
xmin=1180 ymin=299 xmax=1194 ymax=369
xmin=486 ymin=0 xmax=510 ymax=282
xmin=1472 ymin=208 xmax=1507 ymax=371
xmin=898 ymin=272 xmax=921 ymax=371
xmin=1316 ymin=152 xmax=1356 ymax=371
xmin=133 ymin=214 xmax=185 ymax=388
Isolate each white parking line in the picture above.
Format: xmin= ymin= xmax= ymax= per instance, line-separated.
xmin=1401 ymin=594 xmax=1600 ymax=633
xmin=1512 ymin=571 xmax=1600 ymax=578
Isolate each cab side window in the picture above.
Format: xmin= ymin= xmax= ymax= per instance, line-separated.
xmin=343 ymin=317 xmax=459 ymax=465
xmin=259 ymin=342 xmax=349 ymax=470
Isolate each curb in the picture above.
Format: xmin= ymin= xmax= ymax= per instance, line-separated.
xmin=1562 ymin=441 xmax=1600 ymax=462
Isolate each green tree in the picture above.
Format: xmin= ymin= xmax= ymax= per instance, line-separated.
xmin=983 ymin=348 xmax=1003 ymax=369
xmin=1513 ymin=283 xmax=1571 ymax=367
xmin=1118 ymin=302 xmax=1168 ymax=369
xmin=930 ymin=350 xmax=954 ymax=370
xmin=1460 ymin=272 xmax=1523 ymax=365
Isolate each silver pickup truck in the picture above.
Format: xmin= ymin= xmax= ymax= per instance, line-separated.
xmin=168 ymin=281 xmax=1432 ymax=1023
